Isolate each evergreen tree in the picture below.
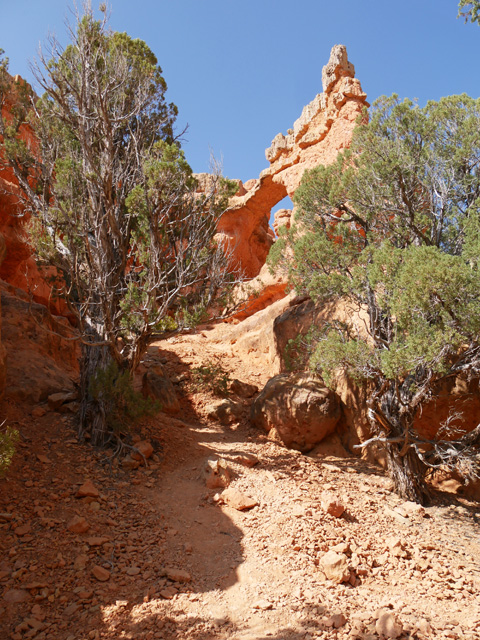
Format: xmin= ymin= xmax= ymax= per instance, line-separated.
xmin=0 ymin=6 xmax=237 ymax=447
xmin=270 ymin=95 xmax=480 ymax=504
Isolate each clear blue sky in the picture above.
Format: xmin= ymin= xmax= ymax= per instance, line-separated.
xmin=1 ymin=1 xmax=479 ymax=186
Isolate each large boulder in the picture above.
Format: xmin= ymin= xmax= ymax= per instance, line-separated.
xmin=250 ymin=373 xmax=342 ymax=452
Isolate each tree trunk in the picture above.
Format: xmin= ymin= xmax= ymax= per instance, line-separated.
xmin=385 ymin=443 xmax=430 ymax=505
xmin=78 ymin=341 xmax=114 ymax=447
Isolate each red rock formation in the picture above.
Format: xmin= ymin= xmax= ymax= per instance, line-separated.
xmin=220 ymin=44 xmax=367 ymax=280
xmin=0 ymin=75 xmax=69 ymax=318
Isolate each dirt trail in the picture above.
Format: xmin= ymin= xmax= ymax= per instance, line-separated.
xmin=1 ymin=325 xmax=480 ymax=640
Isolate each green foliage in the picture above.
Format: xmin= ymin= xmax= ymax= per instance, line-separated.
xmin=283 ymin=326 xmax=323 ymax=373
xmin=0 ymin=424 xmax=19 ymax=477
xmin=282 ymin=92 xmax=480 ymax=502
xmin=191 ymin=358 xmax=230 ymax=397
xmin=0 ymin=7 xmax=237 ymax=448
xmin=458 ymin=0 xmax=480 ymax=23
xmin=89 ymin=362 xmax=158 ymax=435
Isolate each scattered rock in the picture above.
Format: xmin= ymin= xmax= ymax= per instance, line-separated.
xmin=131 ymin=440 xmax=154 ymax=462
xmin=222 ymin=487 xmax=258 ymax=511
xmin=233 ymin=453 xmax=259 ymax=468
xmin=47 ymin=391 xmax=77 ymax=412
xmin=166 ymin=568 xmax=191 ymax=583
xmin=160 ymin=586 xmax=178 ymax=600
xmin=73 ymin=554 xmax=89 ymax=571
xmin=323 ymin=613 xmax=347 ymax=628
xmin=67 ymin=516 xmax=90 ymax=534
xmin=376 ymin=612 xmax=403 ymax=639
xmin=31 ymin=406 xmax=47 ymax=418
xmin=229 ymin=378 xmax=258 ymax=398
xmin=397 ymin=501 xmax=426 ymax=518
xmin=321 ymin=492 xmax=345 ymax=518
xmin=206 ymin=399 xmax=244 ymax=425
xmin=386 ymin=537 xmax=408 ymax=558
xmin=205 ymin=458 xmax=231 ymax=489
xmin=252 ymin=599 xmax=273 ymax=610
xmin=86 ymin=537 xmax=110 ymax=547
xmin=76 ymin=480 xmax=100 ymax=499
xmin=91 ymin=565 xmax=110 ymax=582
xmin=3 ymin=589 xmax=31 ymax=604
xmin=122 ymin=455 xmax=140 ymax=470
xmin=320 ymin=551 xmax=350 ymax=584
xmin=14 ymin=524 xmax=31 ymax=536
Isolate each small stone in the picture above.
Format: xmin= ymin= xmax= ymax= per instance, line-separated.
xmin=126 ymin=567 xmax=141 ymax=576
xmin=320 ymin=551 xmax=350 ymax=584
xmin=321 ymin=492 xmax=345 ymax=517
xmin=86 ymin=537 xmax=110 ymax=547
xmin=63 ymin=603 xmax=81 ymax=617
xmin=233 ymin=453 xmax=259 ymax=468
xmin=386 ymin=537 xmax=408 ymax=558
xmin=205 ymin=458 xmax=231 ymax=489
xmin=229 ymin=379 xmax=258 ymax=398
xmin=73 ymin=554 xmax=89 ymax=571
xmin=14 ymin=524 xmax=31 ymax=537
xmin=324 ymin=613 xmax=347 ymax=628
xmin=67 ymin=516 xmax=90 ymax=534
xmin=47 ymin=391 xmax=77 ymax=411
xmin=131 ymin=440 xmax=154 ymax=462
xmin=222 ymin=487 xmax=258 ymax=511
xmin=91 ymin=565 xmax=110 ymax=582
xmin=397 ymin=501 xmax=426 ymax=518
xmin=31 ymin=407 xmax=47 ymax=418
xmin=122 ymin=455 xmax=140 ymax=470
xmin=206 ymin=399 xmax=243 ymax=425
xmin=376 ymin=612 xmax=403 ymax=639
xmin=252 ymin=600 xmax=273 ymax=611
xmin=160 ymin=586 xmax=178 ymax=600
xmin=166 ymin=568 xmax=191 ymax=583
xmin=3 ymin=589 xmax=31 ymax=604
xmin=36 ymin=454 xmax=51 ymax=464
xmin=416 ymin=619 xmax=432 ymax=634
xmin=76 ymin=480 xmax=100 ymax=499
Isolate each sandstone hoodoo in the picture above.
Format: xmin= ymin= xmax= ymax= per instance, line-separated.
xmin=250 ymin=372 xmax=342 ymax=452
xmin=217 ymin=44 xmax=367 ymax=281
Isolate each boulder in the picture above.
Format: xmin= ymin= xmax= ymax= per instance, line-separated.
xmin=206 ymin=399 xmax=243 ymax=425
xmin=142 ymin=365 xmax=180 ymax=414
xmin=251 ymin=373 xmax=342 ymax=452
xmin=228 ymin=378 xmax=258 ymax=398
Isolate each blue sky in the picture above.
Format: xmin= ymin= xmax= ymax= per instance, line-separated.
xmin=1 ymin=1 xmax=479 ymax=187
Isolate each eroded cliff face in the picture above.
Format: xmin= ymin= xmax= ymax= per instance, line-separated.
xmin=0 ymin=76 xmax=69 ymax=318
xmin=219 ymin=44 xmax=367 ymax=279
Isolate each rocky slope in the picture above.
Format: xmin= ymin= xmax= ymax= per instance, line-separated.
xmin=0 ymin=326 xmax=479 ymax=640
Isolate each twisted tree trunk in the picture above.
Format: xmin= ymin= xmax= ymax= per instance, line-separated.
xmin=78 ymin=341 xmax=113 ymax=447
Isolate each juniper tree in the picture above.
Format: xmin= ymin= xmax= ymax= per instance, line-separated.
xmin=269 ymin=94 xmax=480 ymax=504
xmin=458 ymin=0 xmax=480 ymax=23
xmin=0 ymin=7 xmax=237 ymax=447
